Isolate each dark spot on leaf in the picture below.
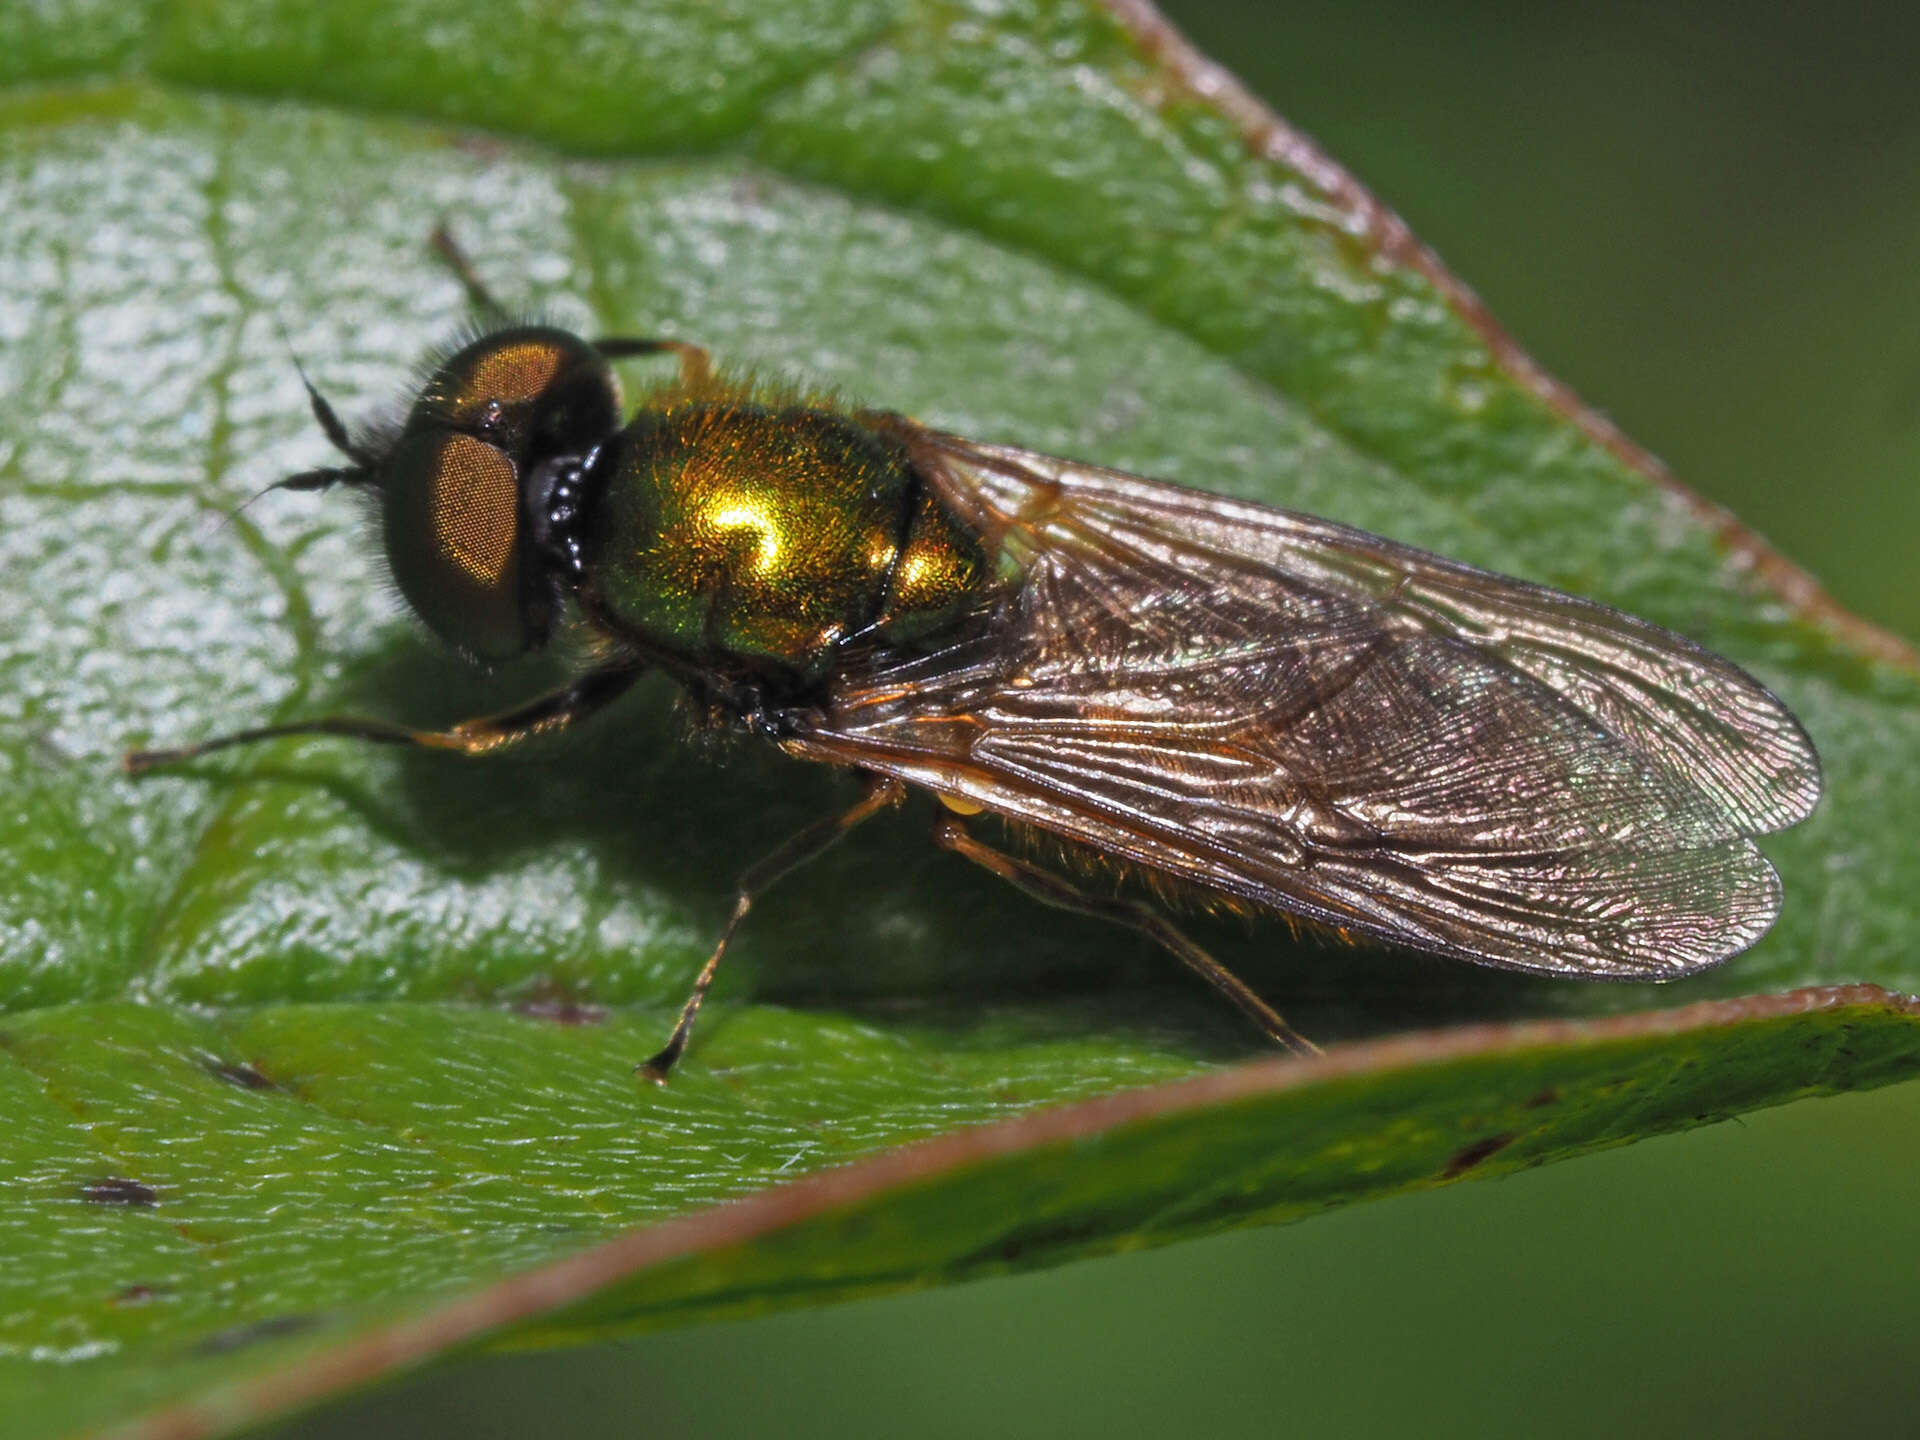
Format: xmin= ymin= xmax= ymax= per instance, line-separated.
xmin=511 ymin=997 xmax=608 ymax=1026
xmin=82 ymin=1178 xmax=158 ymax=1207
xmin=1443 ymin=1132 xmax=1516 ymax=1178
xmin=450 ymin=131 xmax=513 ymax=163
xmin=961 ymin=1218 xmax=1103 ymax=1269
xmin=193 ymin=1313 xmax=320 ymax=1356
xmin=1523 ymin=1088 xmax=1559 ymax=1109
xmin=205 ymin=1057 xmax=276 ymax=1090
xmin=111 ymin=1283 xmax=170 ymax=1307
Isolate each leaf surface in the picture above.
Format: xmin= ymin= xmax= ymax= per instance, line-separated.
xmin=1 ymin=3 xmax=1916 ymax=1437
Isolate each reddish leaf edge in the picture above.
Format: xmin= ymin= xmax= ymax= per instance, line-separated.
xmin=91 ymin=983 xmax=1920 ymax=1440
xmin=1101 ymin=0 xmax=1920 ymax=673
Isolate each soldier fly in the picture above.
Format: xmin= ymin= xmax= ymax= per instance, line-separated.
xmin=126 ymin=236 xmax=1822 ymax=1079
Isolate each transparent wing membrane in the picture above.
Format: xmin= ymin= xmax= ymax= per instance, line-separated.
xmin=789 ymin=430 xmax=1819 ymax=979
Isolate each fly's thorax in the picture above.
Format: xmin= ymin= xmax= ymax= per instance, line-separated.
xmin=579 ymin=387 xmax=989 ymax=683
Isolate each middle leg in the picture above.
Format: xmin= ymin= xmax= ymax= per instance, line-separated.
xmin=932 ymin=814 xmax=1320 ymax=1056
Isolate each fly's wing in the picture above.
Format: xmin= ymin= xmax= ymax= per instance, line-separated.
xmin=786 ymin=430 xmax=1821 ymax=978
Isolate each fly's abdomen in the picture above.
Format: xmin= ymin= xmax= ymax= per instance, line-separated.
xmin=581 ymin=386 xmax=988 ymax=682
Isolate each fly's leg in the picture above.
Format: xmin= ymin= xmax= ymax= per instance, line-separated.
xmin=640 ymin=776 xmax=905 ymax=1084
xmin=123 ymin=663 xmax=642 ymax=773
xmin=590 ymin=336 xmax=713 ymax=389
xmin=931 ymin=815 xmax=1321 ymax=1057
xmin=430 ymin=222 xmax=712 ymax=386
xmin=429 ymin=222 xmax=512 ymax=323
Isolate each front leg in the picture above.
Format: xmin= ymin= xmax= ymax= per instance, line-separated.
xmin=123 ymin=662 xmax=643 ymax=774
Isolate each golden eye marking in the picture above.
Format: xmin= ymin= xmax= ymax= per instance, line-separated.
xmin=461 ymin=341 xmax=564 ymax=409
xmin=431 ymin=434 xmax=516 ymax=585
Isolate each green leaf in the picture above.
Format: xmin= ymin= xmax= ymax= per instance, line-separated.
xmin=1 ymin=2 xmax=1916 ymax=1437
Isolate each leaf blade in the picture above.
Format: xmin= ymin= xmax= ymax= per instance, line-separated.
xmin=0 ymin=3 xmax=1915 ymax=1438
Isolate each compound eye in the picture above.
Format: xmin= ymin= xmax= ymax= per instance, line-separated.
xmin=445 ymin=333 xmax=566 ymax=420
xmin=414 ymin=327 xmax=618 ymax=457
xmin=383 ymin=431 xmax=532 ymax=662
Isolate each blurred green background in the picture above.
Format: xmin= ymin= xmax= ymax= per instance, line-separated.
xmin=273 ymin=3 xmax=1920 ymax=1436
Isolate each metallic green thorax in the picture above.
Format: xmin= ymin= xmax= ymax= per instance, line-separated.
xmin=581 ymin=384 xmax=989 ymax=685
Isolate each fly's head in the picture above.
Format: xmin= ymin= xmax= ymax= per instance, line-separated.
xmin=277 ymin=325 xmax=621 ymax=664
